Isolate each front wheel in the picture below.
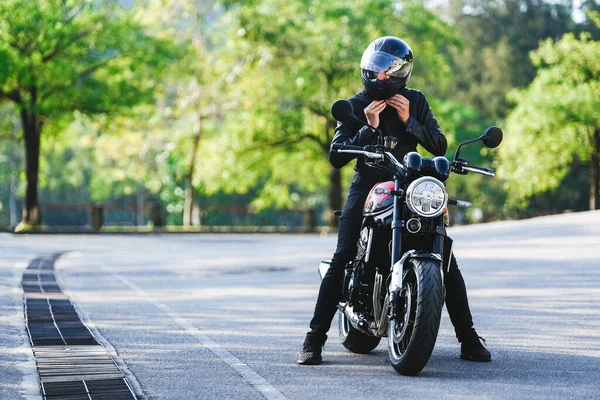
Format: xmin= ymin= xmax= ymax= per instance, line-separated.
xmin=388 ymin=259 xmax=443 ymax=375
xmin=339 ymin=310 xmax=381 ymax=354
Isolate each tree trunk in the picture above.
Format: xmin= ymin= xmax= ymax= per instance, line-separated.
xmin=328 ymin=165 xmax=342 ymax=227
xmin=183 ymin=175 xmax=194 ymax=227
xmin=20 ymin=110 xmax=42 ymax=227
xmin=183 ymin=115 xmax=202 ymax=226
xmin=9 ymin=120 xmax=19 ymax=229
xmin=590 ymin=128 xmax=600 ymax=210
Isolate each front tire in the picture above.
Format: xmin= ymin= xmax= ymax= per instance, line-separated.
xmin=339 ymin=310 xmax=381 ymax=354
xmin=388 ymin=259 xmax=443 ymax=375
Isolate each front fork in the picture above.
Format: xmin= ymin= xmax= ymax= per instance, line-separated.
xmin=389 ymin=177 xmax=404 ymax=318
xmin=388 ymin=175 xmax=447 ymax=320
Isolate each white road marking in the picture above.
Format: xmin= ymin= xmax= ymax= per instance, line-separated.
xmin=55 ymin=254 xmax=146 ymax=400
xmin=59 ymin=253 xmax=288 ymax=400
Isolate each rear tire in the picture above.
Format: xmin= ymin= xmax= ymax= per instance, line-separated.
xmin=338 ymin=310 xmax=381 ymax=354
xmin=388 ymin=259 xmax=443 ymax=375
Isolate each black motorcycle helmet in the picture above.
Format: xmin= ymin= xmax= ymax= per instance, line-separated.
xmin=360 ymin=36 xmax=413 ymax=100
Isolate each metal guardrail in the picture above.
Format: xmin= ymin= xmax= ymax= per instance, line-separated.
xmin=27 ymin=203 xmax=323 ymax=232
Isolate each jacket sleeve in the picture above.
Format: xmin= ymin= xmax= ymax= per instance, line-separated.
xmin=329 ymin=120 xmax=374 ymax=169
xmin=406 ymin=94 xmax=447 ymax=157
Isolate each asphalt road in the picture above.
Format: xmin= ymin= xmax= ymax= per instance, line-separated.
xmin=1 ymin=211 xmax=600 ymax=399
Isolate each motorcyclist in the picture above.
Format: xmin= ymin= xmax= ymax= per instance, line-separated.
xmin=297 ymin=36 xmax=491 ymax=365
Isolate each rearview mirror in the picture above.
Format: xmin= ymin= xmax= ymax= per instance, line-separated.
xmin=482 ymin=126 xmax=503 ymax=149
xmin=331 ymin=99 xmax=355 ymax=123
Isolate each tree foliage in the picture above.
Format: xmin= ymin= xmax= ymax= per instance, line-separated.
xmin=499 ymin=25 xmax=600 ymax=211
xmin=200 ymin=0 xmax=460 ymax=224
xmin=0 ymin=0 xmax=182 ymax=228
xmin=0 ymin=0 xmax=178 ymax=118
xmin=438 ymin=0 xmax=578 ymax=121
xmin=2 ymin=0 xmax=597 ymax=228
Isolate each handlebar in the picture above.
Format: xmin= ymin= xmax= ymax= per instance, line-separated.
xmin=462 ymin=165 xmax=495 ymax=176
xmin=332 ymin=144 xmax=495 ymax=177
xmin=451 ymin=160 xmax=495 ymax=177
xmin=331 ymin=144 xmax=365 ymax=152
xmin=331 ymin=144 xmax=384 ymax=160
xmin=448 ymin=199 xmax=472 ymax=208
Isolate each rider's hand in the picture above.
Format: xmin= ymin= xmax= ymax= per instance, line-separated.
xmin=364 ymin=100 xmax=386 ymax=128
xmin=385 ymin=94 xmax=410 ymax=124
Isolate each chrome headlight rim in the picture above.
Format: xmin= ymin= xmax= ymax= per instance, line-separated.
xmin=405 ymin=176 xmax=448 ymax=218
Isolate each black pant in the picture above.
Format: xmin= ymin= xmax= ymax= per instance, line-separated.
xmin=309 ymin=176 xmax=474 ymax=342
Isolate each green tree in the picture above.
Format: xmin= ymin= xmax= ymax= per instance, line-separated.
xmin=82 ymin=1 xmax=236 ymax=227
xmin=0 ymin=104 xmax=20 ymax=227
xmin=0 ymin=0 xmax=179 ymax=229
xmin=426 ymin=0 xmax=594 ymax=220
xmin=499 ymin=22 xmax=600 ymax=211
xmin=163 ymin=2 xmax=232 ymax=227
xmin=428 ymin=99 xmax=506 ymax=223
xmin=436 ymin=0 xmax=578 ymax=121
xmin=208 ymin=0 xmax=459 ymax=226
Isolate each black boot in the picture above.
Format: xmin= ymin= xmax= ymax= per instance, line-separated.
xmin=297 ymin=332 xmax=327 ymax=365
xmin=460 ymin=329 xmax=491 ymax=362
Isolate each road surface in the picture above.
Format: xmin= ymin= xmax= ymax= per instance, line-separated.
xmin=1 ymin=211 xmax=600 ymax=399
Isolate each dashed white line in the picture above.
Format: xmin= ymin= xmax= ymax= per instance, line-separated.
xmin=60 ymin=254 xmax=288 ymax=400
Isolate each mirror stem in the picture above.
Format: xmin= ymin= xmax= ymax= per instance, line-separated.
xmin=349 ymin=114 xmax=381 ymax=137
xmin=453 ymin=135 xmax=484 ymax=161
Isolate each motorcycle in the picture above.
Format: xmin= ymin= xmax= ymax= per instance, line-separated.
xmin=318 ymin=99 xmax=503 ymax=375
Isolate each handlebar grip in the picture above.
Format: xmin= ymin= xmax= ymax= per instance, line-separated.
xmin=331 ymin=144 xmax=366 ymax=152
xmin=448 ymin=199 xmax=472 ymax=208
xmin=462 ymin=165 xmax=495 ymax=176
xmin=472 ymin=166 xmax=495 ymax=173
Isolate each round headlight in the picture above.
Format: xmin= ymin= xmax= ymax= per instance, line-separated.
xmin=405 ymin=177 xmax=448 ymax=217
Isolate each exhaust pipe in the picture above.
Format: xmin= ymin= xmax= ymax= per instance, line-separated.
xmin=338 ymin=302 xmax=364 ymax=330
xmin=373 ymin=272 xmax=382 ymax=324
xmin=373 ymin=272 xmax=390 ymax=336
xmin=340 ymin=297 xmax=389 ymax=336
xmin=376 ymin=295 xmax=390 ymax=336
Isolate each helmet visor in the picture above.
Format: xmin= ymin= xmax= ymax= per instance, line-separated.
xmin=360 ymin=50 xmax=412 ymax=80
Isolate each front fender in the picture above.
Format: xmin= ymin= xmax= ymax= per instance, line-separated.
xmin=389 ymin=251 xmax=442 ymax=294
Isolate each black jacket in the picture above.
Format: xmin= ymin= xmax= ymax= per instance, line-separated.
xmin=329 ymin=88 xmax=447 ymax=183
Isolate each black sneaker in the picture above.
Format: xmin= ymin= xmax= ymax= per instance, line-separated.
xmin=460 ymin=329 xmax=491 ymax=362
xmin=296 ymin=333 xmax=326 ymax=365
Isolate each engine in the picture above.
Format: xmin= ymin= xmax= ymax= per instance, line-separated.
xmin=344 ymin=227 xmax=377 ymax=312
